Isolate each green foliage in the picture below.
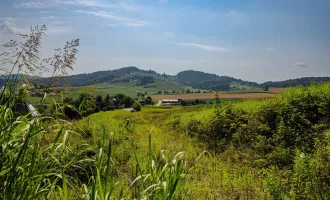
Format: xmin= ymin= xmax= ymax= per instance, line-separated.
xmin=121 ymin=96 xmax=134 ymax=108
xmin=132 ymin=102 xmax=142 ymax=111
xmin=177 ymin=70 xmax=256 ymax=91
xmin=145 ymin=96 xmax=153 ymax=105
xmin=262 ymin=77 xmax=330 ymax=88
xmin=75 ymin=93 xmax=96 ymax=116
xmin=136 ymin=76 xmax=155 ymax=86
xmin=263 ymin=85 xmax=269 ymax=91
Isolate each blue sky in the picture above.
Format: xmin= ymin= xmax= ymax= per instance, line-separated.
xmin=0 ymin=0 xmax=330 ymax=82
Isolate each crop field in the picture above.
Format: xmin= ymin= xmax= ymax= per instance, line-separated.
xmin=268 ymin=87 xmax=287 ymax=93
xmin=56 ymin=80 xmax=198 ymax=99
xmin=151 ymin=92 xmax=275 ymax=100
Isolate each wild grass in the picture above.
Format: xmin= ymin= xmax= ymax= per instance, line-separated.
xmin=2 ymin=25 xmax=330 ymax=200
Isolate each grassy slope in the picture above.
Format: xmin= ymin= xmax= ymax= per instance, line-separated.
xmin=82 ymin=105 xmax=267 ymax=199
xmin=26 ymin=80 xmax=276 ymax=105
xmin=81 ymin=83 xmax=330 ymax=198
xmin=63 ymin=80 xmax=200 ymax=99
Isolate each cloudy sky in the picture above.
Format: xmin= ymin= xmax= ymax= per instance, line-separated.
xmin=0 ymin=0 xmax=330 ymax=82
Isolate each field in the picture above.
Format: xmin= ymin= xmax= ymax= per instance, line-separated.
xmin=151 ymin=92 xmax=275 ymax=100
xmin=62 ymin=80 xmax=198 ymax=99
xmin=268 ymin=87 xmax=287 ymax=93
xmin=3 ymin=83 xmax=330 ymax=199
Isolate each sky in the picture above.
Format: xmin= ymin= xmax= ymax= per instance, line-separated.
xmin=0 ymin=0 xmax=330 ymax=83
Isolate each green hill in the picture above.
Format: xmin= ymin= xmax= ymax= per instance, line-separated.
xmin=175 ymin=70 xmax=259 ymax=91
xmin=2 ymin=67 xmax=330 ymax=92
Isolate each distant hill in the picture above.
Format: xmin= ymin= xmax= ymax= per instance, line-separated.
xmin=40 ymin=66 xmax=158 ymax=86
xmin=261 ymin=77 xmax=330 ymax=88
xmin=175 ymin=70 xmax=259 ymax=91
xmin=1 ymin=67 xmax=330 ymax=91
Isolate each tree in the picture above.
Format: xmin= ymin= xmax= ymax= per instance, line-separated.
xmin=186 ymin=89 xmax=190 ymax=93
xmin=136 ymin=76 xmax=154 ymax=86
xmin=95 ymin=95 xmax=103 ymax=111
xmin=105 ymin=94 xmax=111 ymax=106
xmin=263 ymin=85 xmax=269 ymax=91
xmin=132 ymin=102 xmax=141 ymax=111
xmin=145 ymin=96 xmax=153 ymax=105
xmin=115 ymin=93 xmax=125 ymax=101
xmin=158 ymin=91 xmax=162 ymax=94
xmin=181 ymin=100 xmax=187 ymax=106
xmin=75 ymin=93 xmax=96 ymax=116
xmin=121 ymin=96 xmax=134 ymax=108
xmin=215 ymin=92 xmax=220 ymax=105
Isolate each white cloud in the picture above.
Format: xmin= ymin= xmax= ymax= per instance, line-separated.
xmin=227 ymin=10 xmax=244 ymax=17
xmin=47 ymin=26 xmax=73 ymax=35
xmin=77 ymin=10 xmax=151 ymax=27
xmin=14 ymin=1 xmax=46 ymax=8
xmin=52 ymin=21 xmax=64 ymax=24
xmin=40 ymin=11 xmax=51 ymax=13
xmin=178 ymin=43 xmax=232 ymax=53
xmin=0 ymin=17 xmax=17 ymax=22
xmin=159 ymin=0 xmax=168 ymax=5
xmin=15 ymin=0 xmax=116 ymax=9
xmin=227 ymin=10 xmax=248 ymax=24
xmin=292 ymin=61 xmax=308 ymax=68
xmin=57 ymin=0 xmax=116 ymax=8
xmin=0 ymin=20 xmax=71 ymax=36
xmin=42 ymin=16 xmax=56 ymax=19
xmin=0 ymin=21 xmax=24 ymax=35
xmin=76 ymin=10 xmax=130 ymax=21
xmin=104 ymin=23 xmax=149 ymax=28
xmin=122 ymin=23 xmax=145 ymax=27
xmin=104 ymin=24 xmax=119 ymax=27
xmin=265 ymin=48 xmax=276 ymax=52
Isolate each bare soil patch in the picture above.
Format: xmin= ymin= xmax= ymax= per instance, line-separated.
xmin=269 ymin=88 xmax=287 ymax=94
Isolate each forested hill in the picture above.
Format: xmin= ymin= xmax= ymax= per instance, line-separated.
xmin=1 ymin=67 xmax=330 ymax=90
xmin=175 ymin=70 xmax=259 ymax=90
xmin=39 ymin=66 xmax=158 ymax=86
xmin=261 ymin=77 xmax=330 ymax=88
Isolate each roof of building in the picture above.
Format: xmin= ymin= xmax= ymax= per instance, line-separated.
xmin=162 ymin=99 xmax=179 ymax=102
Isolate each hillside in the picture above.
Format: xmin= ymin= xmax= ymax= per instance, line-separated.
xmin=4 ymin=82 xmax=330 ymax=199
xmin=261 ymin=77 xmax=330 ymax=87
xmin=33 ymin=67 xmax=261 ymax=91
xmin=175 ymin=70 xmax=259 ymax=90
xmin=2 ymin=67 xmax=330 ymax=92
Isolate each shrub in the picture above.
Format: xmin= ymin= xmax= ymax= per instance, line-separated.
xmin=132 ymin=102 xmax=142 ymax=111
xmin=107 ymin=105 xmax=115 ymax=111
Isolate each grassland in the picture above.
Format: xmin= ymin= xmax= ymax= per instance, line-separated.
xmin=64 ymin=80 xmax=197 ymax=99
xmin=4 ymin=83 xmax=330 ymax=199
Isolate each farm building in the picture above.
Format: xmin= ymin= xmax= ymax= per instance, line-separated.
xmin=162 ymin=99 xmax=182 ymax=106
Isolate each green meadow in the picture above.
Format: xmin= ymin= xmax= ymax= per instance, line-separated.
xmin=3 ymin=81 xmax=330 ymax=199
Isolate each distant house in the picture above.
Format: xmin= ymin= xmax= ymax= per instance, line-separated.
xmin=162 ymin=99 xmax=182 ymax=106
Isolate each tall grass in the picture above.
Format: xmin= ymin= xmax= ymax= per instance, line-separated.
xmin=0 ymin=25 xmax=189 ymax=200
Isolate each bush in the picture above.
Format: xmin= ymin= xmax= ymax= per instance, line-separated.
xmin=107 ymin=105 xmax=115 ymax=111
xmin=132 ymin=102 xmax=142 ymax=111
